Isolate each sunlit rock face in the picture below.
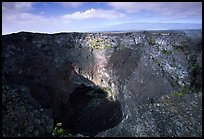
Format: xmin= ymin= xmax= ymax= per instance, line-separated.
xmin=2 ymin=30 xmax=202 ymax=137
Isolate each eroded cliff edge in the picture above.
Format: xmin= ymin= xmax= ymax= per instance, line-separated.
xmin=2 ymin=30 xmax=202 ymax=137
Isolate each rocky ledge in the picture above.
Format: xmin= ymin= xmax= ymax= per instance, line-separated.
xmin=2 ymin=30 xmax=202 ymax=137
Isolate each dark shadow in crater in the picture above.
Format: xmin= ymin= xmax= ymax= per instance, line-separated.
xmin=54 ymin=84 xmax=123 ymax=137
xmin=2 ymin=32 xmax=123 ymax=137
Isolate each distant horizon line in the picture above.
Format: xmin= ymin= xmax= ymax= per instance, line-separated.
xmin=3 ymin=22 xmax=202 ymax=35
xmin=103 ymin=22 xmax=202 ymax=25
xmin=2 ymin=29 xmax=202 ymax=36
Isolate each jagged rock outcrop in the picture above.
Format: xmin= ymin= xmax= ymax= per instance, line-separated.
xmin=2 ymin=30 xmax=202 ymax=137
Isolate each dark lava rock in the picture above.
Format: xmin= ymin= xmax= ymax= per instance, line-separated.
xmin=96 ymin=91 xmax=202 ymax=137
xmin=2 ymin=30 xmax=202 ymax=137
xmin=2 ymin=84 xmax=53 ymax=137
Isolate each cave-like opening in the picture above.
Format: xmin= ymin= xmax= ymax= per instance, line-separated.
xmin=54 ymin=84 xmax=123 ymax=136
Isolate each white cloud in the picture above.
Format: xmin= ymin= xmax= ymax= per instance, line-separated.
xmin=59 ymin=2 xmax=85 ymax=8
xmin=61 ymin=8 xmax=125 ymax=21
xmin=2 ymin=2 xmax=33 ymax=13
xmin=2 ymin=2 xmax=48 ymax=24
xmin=4 ymin=2 xmax=200 ymax=35
xmin=2 ymin=2 xmax=57 ymax=34
xmin=107 ymin=2 xmax=160 ymax=13
xmin=107 ymin=2 xmax=202 ymax=19
xmin=2 ymin=2 xmax=126 ymax=34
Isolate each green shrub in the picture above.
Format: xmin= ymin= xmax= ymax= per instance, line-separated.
xmin=162 ymin=49 xmax=172 ymax=55
xmin=104 ymin=45 xmax=111 ymax=49
xmin=121 ymin=41 xmax=125 ymax=49
xmin=88 ymin=37 xmax=112 ymax=50
xmin=117 ymin=41 xmax=125 ymax=51
xmin=192 ymin=63 xmax=199 ymax=70
xmin=173 ymin=84 xmax=190 ymax=97
xmin=155 ymin=59 xmax=162 ymax=66
xmin=149 ymin=37 xmax=156 ymax=45
xmin=52 ymin=123 xmax=64 ymax=137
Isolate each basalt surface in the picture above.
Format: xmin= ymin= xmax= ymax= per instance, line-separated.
xmin=2 ymin=30 xmax=202 ymax=137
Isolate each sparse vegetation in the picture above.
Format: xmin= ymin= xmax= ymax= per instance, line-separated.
xmin=101 ymin=87 xmax=115 ymax=100
xmin=52 ymin=123 xmax=64 ymax=137
xmin=171 ymin=80 xmax=179 ymax=87
xmin=88 ymin=37 xmax=112 ymax=49
xmin=173 ymin=84 xmax=190 ymax=97
xmin=192 ymin=63 xmax=199 ymax=70
xmin=93 ymin=86 xmax=115 ymax=101
xmin=172 ymin=44 xmax=179 ymax=52
xmin=155 ymin=59 xmax=162 ymax=66
xmin=155 ymin=44 xmax=160 ymax=50
xmin=175 ymin=91 xmax=183 ymax=97
xmin=170 ymin=58 xmax=177 ymax=67
xmin=162 ymin=49 xmax=172 ymax=55
xmin=116 ymin=40 xmax=125 ymax=51
xmin=189 ymin=63 xmax=202 ymax=92
xmin=52 ymin=122 xmax=73 ymax=137
xmin=105 ymin=45 xmax=111 ymax=49
xmin=149 ymin=37 xmax=156 ymax=45
xmin=172 ymin=58 xmax=176 ymax=63
xmin=121 ymin=41 xmax=125 ymax=50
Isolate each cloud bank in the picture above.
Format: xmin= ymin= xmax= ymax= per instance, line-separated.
xmin=2 ymin=2 xmax=202 ymax=35
xmin=107 ymin=2 xmax=202 ymax=19
xmin=61 ymin=8 xmax=125 ymax=20
xmin=2 ymin=2 xmax=125 ymax=34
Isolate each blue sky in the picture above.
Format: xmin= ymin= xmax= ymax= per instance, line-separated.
xmin=2 ymin=2 xmax=202 ymax=34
